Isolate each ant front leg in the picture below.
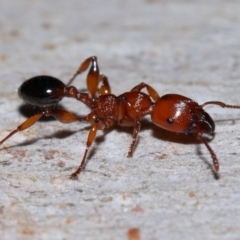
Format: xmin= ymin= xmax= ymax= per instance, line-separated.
xmin=196 ymin=126 xmax=219 ymax=173
xmin=198 ymin=100 xmax=240 ymax=173
xmin=0 ymin=109 xmax=88 ymax=146
xmin=128 ymin=120 xmax=141 ymax=157
xmin=118 ymin=96 xmax=142 ymax=157
xmin=131 ymin=82 xmax=160 ymax=101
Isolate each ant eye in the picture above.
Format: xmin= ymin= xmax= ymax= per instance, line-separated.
xmin=167 ymin=118 xmax=173 ymax=124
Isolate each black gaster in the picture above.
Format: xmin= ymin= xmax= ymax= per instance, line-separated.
xmin=18 ymin=75 xmax=66 ymax=107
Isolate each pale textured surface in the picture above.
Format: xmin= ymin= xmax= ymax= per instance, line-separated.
xmin=1 ymin=1 xmax=240 ymax=239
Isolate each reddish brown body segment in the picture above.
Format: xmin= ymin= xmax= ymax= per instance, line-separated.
xmin=152 ymin=94 xmax=215 ymax=134
xmin=1 ymin=56 xmax=240 ymax=179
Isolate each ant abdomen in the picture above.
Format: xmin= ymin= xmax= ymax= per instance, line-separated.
xmin=18 ymin=75 xmax=66 ymax=108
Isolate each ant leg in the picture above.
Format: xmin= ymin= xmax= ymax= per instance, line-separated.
xmin=118 ymin=114 xmax=141 ymax=157
xmin=64 ymin=85 xmax=93 ymax=108
xmin=0 ymin=109 xmax=88 ymax=146
xmin=118 ymin=95 xmax=142 ymax=157
xmin=65 ymin=74 xmax=111 ymax=106
xmin=119 ymin=117 xmax=141 ymax=157
xmin=70 ymin=123 xmax=98 ymax=179
xmin=0 ymin=113 xmax=43 ymax=145
xmin=201 ymin=101 xmax=240 ymax=109
xmin=98 ymin=74 xmax=111 ymax=95
xmin=128 ymin=121 xmax=141 ymax=157
xmin=45 ymin=109 xmax=89 ymax=123
xmin=67 ymin=56 xmax=98 ymax=86
xmin=131 ymin=82 xmax=160 ymax=101
xmin=196 ymin=126 xmax=219 ymax=173
xmin=66 ymin=56 xmax=100 ymax=98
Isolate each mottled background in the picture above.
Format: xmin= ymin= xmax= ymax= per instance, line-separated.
xmin=0 ymin=1 xmax=240 ymax=239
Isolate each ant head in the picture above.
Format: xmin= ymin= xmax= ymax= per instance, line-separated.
xmin=151 ymin=94 xmax=215 ymax=135
xmin=195 ymin=110 xmax=215 ymax=134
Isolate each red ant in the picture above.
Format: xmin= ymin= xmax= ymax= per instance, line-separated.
xmin=0 ymin=56 xmax=240 ymax=179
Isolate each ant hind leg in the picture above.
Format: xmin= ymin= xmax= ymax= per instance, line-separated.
xmin=66 ymin=56 xmax=105 ymax=99
xmin=0 ymin=113 xmax=43 ymax=145
xmin=0 ymin=109 xmax=89 ymax=146
xmin=98 ymin=74 xmax=111 ymax=95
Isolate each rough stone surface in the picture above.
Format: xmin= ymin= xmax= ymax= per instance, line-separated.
xmin=0 ymin=1 xmax=240 ymax=239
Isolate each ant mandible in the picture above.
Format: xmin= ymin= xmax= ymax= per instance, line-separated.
xmin=0 ymin=56 xmax=240 ymax=179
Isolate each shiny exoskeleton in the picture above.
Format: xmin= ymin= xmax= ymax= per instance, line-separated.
xmin=1 ymin=56 xmax=240 ymax=179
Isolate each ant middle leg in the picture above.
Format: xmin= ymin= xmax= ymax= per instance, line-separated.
xmin=70 ymin=122 xmax=99 ymax=179
xmin=131 ymin=82 xmax=160 ymax=101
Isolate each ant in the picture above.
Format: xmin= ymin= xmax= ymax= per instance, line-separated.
xmin=0 ymin=56 xmax=240 ymax=179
